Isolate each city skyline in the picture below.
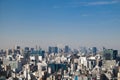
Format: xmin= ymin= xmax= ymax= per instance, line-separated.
xmin=0 ymin=0 xmax=120 ymax=50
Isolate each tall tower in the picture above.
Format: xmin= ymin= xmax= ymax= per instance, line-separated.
xmin=64 ymin=45 xmax=69 ymax=53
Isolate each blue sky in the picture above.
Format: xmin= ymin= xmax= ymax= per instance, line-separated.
xmin=0 ymin=0 xmax=120 ymax=49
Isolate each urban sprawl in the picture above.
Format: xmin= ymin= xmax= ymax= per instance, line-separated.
xmin=0 ymin=45 xmax=120 ymax=80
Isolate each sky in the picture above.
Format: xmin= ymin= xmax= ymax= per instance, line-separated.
xmin=0 ymin=0 xmax=120 ymax=50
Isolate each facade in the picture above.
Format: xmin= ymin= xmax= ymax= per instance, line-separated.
xmin=3 ymin=59 xmax=22 ymax=72
xmin=48 ymin=46 xmax=58 ymax=54
xmin=103 ymin=49 xmax=118 ymax=60
xmin=64 ymin=45 xmax=69 ymax=53
xmin=92 ymin=47 xmax=97 ymax=55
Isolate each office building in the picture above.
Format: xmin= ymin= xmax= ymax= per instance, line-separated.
xmin=103 ymin=49 xmax=118 ymax=60
xmin=48 ymin=46 xmax=58 ymax=54
xmin=64 ymin=45 xmax=69 ymax=53
xmin=92 ymin=47 xmax=97 ymax=55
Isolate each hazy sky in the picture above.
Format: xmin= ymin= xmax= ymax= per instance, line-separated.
xmin=0 ymin=0 xmax=120 ymax=49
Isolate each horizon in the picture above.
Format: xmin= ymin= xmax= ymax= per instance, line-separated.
xmin=0 ymin=0 xmax=120 ymax=50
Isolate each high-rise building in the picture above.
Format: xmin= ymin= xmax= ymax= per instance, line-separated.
xmin=113 ymin=50 xmax=118 ymax=60
xmin=103 ymin=49 xmax=118 ymax=60
xmin=25 ymin=47 xmax=29 ymax=52
xmin=54 ymin=47 xmax=58 ymax=53
xmin=48 ymin=46 xmax=52 ymax=54
xmin=30 ymin=48 xmax=45 ymax=58
xmin=64 ymin=45 xmax=69 ymax=53
xmin=24 ymin=47 xmax=30 ymax=59
xmin=92 ymin=47 xmax=97 ymax=55
xmin=48 ymin=46 xmax=58 ymax=54
xmin=16 ymin=46 xmax=20 ymax=50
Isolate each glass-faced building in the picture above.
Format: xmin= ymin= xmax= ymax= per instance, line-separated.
xmin=103 ymin=49 xmax=118 ymax=60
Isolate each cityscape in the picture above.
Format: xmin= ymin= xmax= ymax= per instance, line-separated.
xmin=0 ymin=0 xmax=120 ymax=80
xmin=0 ymin=45 xmax=120 ymax=80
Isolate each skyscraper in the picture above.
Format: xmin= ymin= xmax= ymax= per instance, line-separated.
xmin=64 ymin=45 xmax=69 ymax=53
xmin=92 ymin=47 xmax=97 ymax=55
xmin=103 ymin=49 xmax=118 ymax=60
xmin=48 ymin=46 xmax=52 ymax=54
xmin=54 ymin=47 xmax=58 ymax=53
xmin=48 ymin=46 xmax=58 ymax=54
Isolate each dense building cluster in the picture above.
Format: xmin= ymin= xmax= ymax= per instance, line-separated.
xmin=0 ymin=46 xmax=120 ymax=80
